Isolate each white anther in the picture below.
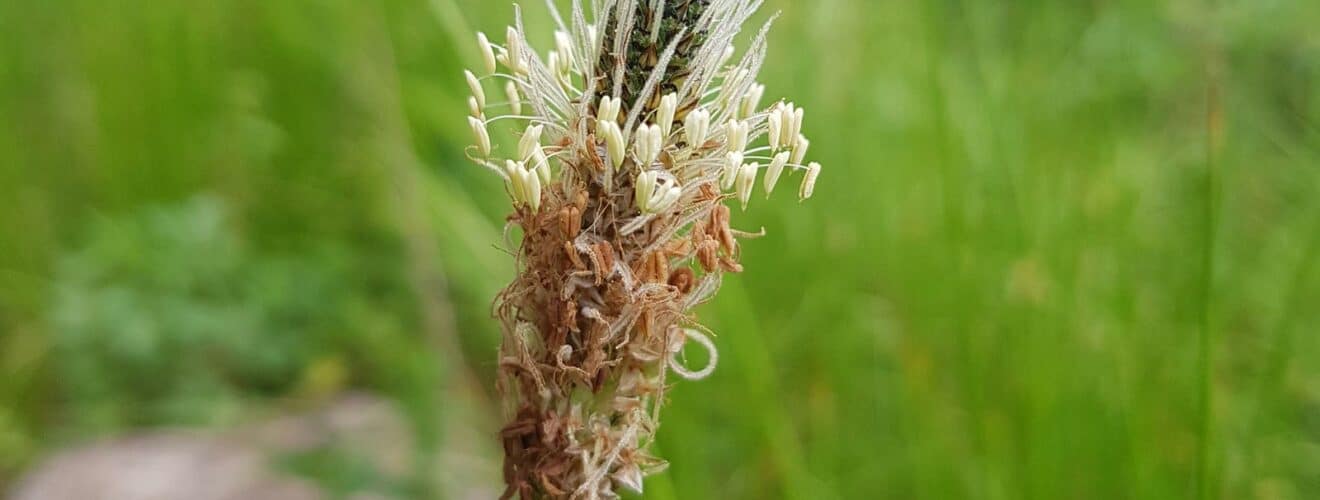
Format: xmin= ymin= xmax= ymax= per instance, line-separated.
xmin=634 ymin=123 xmax=663 ymax=167
xmin=505 ymin=81 xmax=522 ymax=116
xmin=464 ymin=70 xmax=485 ymax=110
xmin=725 ymin=119 xmax=748 ymax=153
xmin=722 ymin=151 xmax=743 ymax=190
xmin=532 ymin=148 xmax=551 ymax=185
xmin=598 ymin=119 xmax=625 ymax=170
xmin=767 ymin=111 xmax=783 ymax=150
xmin=555 ymin=31 xmax=575 ymax=68
xmin=741 ymin=83 xmax=764 ymax=119
xmin=599 ymin=95 xmax=621 ymax=123
xmin=505 ymin=26 xmax=527 ymax=74
xmin=518 ymin=124 xmax=543 ymax=161
xmin=765 ymin=151 xmax=789 ymax=196
xmin=467 ymin=96 xmax=482 ymax=118
xmin=476 ymin=32 xmax=497 ymax=74
xmin=469 ymin=116 xmax=490 ymax=157
xmin=791 ymin=135 xmax=810 ymax=165
xmin=684 ymin=108 xmax=710 ymax=147
xmin=800 ymin=162 xmax=821 ymax=201
xmin=736 ymin=162 xmax=758 ymax=210
xmin=657 ymin=93 xmax=678 ymax=138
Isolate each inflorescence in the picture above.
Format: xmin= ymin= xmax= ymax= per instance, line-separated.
xmin=463 ymin=1 xmax=819 ymax=498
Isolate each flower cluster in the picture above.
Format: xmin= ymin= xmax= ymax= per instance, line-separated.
xmin=463 ymin=1 xmax=819 ymax=498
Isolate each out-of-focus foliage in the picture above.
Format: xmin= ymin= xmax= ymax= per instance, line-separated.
xmin=1 ymin=0 xmax=1319 ymax=498
xmin=50 ymin=196 xmax=407 ymax=432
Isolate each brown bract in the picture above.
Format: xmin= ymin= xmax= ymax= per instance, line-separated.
xmin=495 ymin=131 xmax=740 ymax=498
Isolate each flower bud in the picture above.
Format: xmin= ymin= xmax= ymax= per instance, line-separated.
xmin=657 ymin=93 xmax=678 ymax=138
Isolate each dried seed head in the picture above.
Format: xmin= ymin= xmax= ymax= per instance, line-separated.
xmin=464 ymin=2 xmax=823 ymax=496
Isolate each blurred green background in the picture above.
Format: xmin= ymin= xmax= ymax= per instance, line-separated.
xmin=3 ymin=0 xmax=1320 ymax=498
